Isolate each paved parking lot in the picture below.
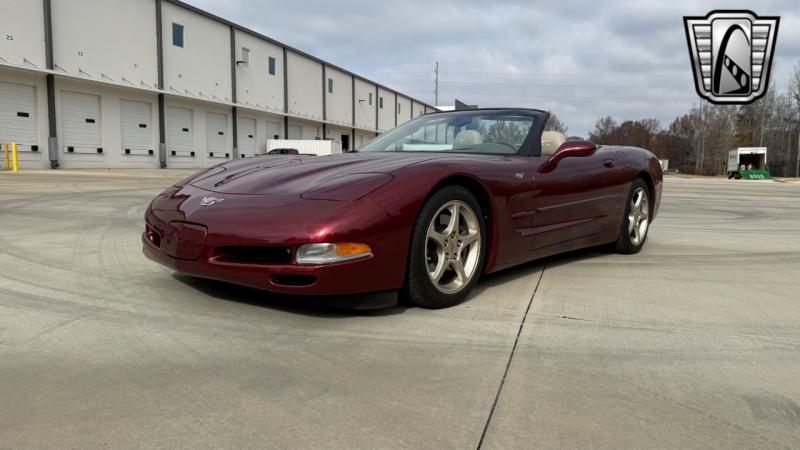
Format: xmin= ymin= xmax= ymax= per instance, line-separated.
xmin=1 ymin=171 xmax=799 ymax=449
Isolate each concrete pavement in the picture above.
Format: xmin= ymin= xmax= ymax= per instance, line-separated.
xmin=0 ymin=171 xmax=798 ymax=448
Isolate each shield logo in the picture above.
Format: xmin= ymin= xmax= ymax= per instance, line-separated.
xmin=684 ymin=10 xmax=779 ymax=104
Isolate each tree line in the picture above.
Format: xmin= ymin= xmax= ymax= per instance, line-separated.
xmin=552 ymin=64 xmax=800 ymax=177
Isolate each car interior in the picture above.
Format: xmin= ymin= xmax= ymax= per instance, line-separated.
xmin=540 ymin=131 xmax=567 ymax=156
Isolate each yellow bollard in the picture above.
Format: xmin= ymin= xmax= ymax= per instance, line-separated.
xmin=12 ymin=142 xmax=18 ymax=173
xmin=3 ymin=143 xmax=8 ymax=171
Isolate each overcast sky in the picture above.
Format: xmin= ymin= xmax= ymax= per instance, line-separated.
xmin=186 ymin=0 xmax=799 ymax=137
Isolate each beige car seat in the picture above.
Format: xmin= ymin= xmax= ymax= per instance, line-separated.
xmin=541 ymin=131 xmax=566 ymax=156
xmin=454 ymin=130 xmax=483 ymax=146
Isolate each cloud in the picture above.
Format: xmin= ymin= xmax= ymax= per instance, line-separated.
xmin=185 ymin=0 xmax=800 ymax=137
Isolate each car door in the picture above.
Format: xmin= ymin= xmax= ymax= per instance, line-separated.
xmin=522 ymin=148 xmax=625 ymax=256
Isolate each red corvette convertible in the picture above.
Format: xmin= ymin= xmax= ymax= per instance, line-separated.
xmin=144 ymin=108 xmax=662 ymax=308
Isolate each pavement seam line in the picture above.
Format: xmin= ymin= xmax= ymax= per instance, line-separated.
xmin=476 ymin=263 xmax=546 ymax=450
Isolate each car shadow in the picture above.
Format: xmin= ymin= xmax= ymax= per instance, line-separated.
xmin=470 ymin=246 xmax=611 ymax=297
xmin=171 ymin=246 xmax=610 ymax=316
xmin=172 ymin=274 xmax=409 ymax=317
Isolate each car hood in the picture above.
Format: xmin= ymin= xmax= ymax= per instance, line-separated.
xmin=189 ymin=152 xmax=442 ymax=196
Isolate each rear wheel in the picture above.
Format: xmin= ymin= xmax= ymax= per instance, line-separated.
xmin=614 ymin=179 xmax=651 ymax=254
xmin=406 ymin=185 xmax=486 ymax=308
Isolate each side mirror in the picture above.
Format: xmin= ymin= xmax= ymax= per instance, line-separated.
xmin=538 ymin=140 xmax=597 ymax=173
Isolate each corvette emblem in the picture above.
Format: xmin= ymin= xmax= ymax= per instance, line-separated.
xmin=200 ymin=196 xmax=224 ymax=206
xmin=684 ymin=10 xmax=779 ymax=104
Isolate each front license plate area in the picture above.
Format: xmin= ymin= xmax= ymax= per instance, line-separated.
xmin=161 ymin=222 xmax=207 ymax=260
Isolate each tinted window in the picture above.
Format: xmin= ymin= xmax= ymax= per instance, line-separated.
xmin=268 ymin=57 xmax=276 ymax=75
xmin=172 ymin=23 xmax=184 ymax=48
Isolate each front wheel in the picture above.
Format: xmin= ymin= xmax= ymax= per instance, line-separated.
xmin=614 ymin=179 xmax=651 ymax=254
xmin=405 ymin=185 xmax=486 ymax=308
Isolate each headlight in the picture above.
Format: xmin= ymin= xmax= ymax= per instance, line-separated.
xmin=295 ymin=242 xmax=372 ymax=265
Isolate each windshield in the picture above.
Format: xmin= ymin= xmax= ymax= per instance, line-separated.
xmin=360 ymin=110 xmax=543 ymax=155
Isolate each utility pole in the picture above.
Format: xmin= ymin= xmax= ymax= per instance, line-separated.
xmin=434 ymin=61 xmax=439 ymax=106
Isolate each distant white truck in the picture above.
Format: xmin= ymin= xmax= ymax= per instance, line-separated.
xmin=727 ymin=147 xmax=770 ymax=179
xmin=265 ymin=139 xmax=342 ymax=156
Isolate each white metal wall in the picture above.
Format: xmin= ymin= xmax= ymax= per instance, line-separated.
xmin=0 ymin=1 xmax=46 ymax=69
xmin=287 ymin=51 xmax=323 ymax=120
xmin=325 ymin=66 xmax=352 ymax=127
xmin=354 ymin=78 xmax=377 ymax=130
xmin=411 ymin=101 xmax=425 ymax=119
xmin=51 ymin=0 xmax=158 ymax=87
xmin=162 ymin=2 xmax=231 ymax=101
xmin=377 ymin=87 xmax=394 ymax=132
xmin=397 ymin=96 xmax=412 ymax=125
xmin=234 ymin=29 xmax=284 ymax=113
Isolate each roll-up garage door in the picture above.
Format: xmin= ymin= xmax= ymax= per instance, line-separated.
xmin=0 ymin=81 xmax=38 ymax=151
xmin=206 ymin=112 xmax=228 ymax=159
xmin=288 ymin=124 xmax=302 ymax=140
xmin=265 ymin=120 xmax=281 ymax=140
xmin=166 ymin=106 xmax=194 ymax=159
xmin=120 ymin=99 xmax=153 ymax=157
xmin=238 ymin=117 xmax=256 ymax=158
xmin=62 ymin=91 xmax=101 ymax=154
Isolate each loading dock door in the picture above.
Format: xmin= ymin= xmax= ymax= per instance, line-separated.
xmin=120 ymin=99 xmax=153 ymax=156
xmin=265 ymin=120 xmax=281 ymax=140
xmin=166 ymin=106 xmax=194 ymax=159
xmin=0 ymin=81 xmax=38 ymax=149
xmin=238 ymin=117 xmax=256 ymax=157
xmin=288 ymin=124 xmax=302 ymax=139
xmin=206 ymin=112 xmax=228 ymax=159
xmin=61 ymin=91 xmax=101 ymax=154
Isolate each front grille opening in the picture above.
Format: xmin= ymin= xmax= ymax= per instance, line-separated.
xmin=146 ymin=224 xmax=161 ymax=247
xmin=270 ymin=274 xmax=317 ymax=287
xmin=214 ymin=246 xmax=293 ymax=265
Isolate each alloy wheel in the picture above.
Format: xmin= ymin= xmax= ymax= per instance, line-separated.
xmin=425 ymin=200 xmax=481 ymax=294
xmin=628 ymin=187 xmax=650 ymax=246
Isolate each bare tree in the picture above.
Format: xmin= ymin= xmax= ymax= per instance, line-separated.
xmin=544 ymin=112 xmax=568 ymax=134
xmin=589 ymin=116 xmax=618 ymax=143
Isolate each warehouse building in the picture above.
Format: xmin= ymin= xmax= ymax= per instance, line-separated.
xmin=0 ymin=0 xmax=437 ymax=169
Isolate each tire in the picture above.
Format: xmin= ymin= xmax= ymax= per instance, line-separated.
xmin=614 ymin=178 xmax=651 ymax=255
xmin=405 ymin=185 xmax=487 ymax=308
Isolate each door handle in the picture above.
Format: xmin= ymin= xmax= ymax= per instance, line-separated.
xmin=603 ymin=159 xmax=615 ymax=168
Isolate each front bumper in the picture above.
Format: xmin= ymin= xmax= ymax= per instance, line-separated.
xmin=143 ymin=233 xmax=397 ymax=296
xmin=142 ymin=184 xmax=409 ymax=297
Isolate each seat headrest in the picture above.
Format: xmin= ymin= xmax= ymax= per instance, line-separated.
xmin=541 ymin=131 xmax=566 ymax=156
xmin=454 ymin=130 xmax=483 ymax=146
